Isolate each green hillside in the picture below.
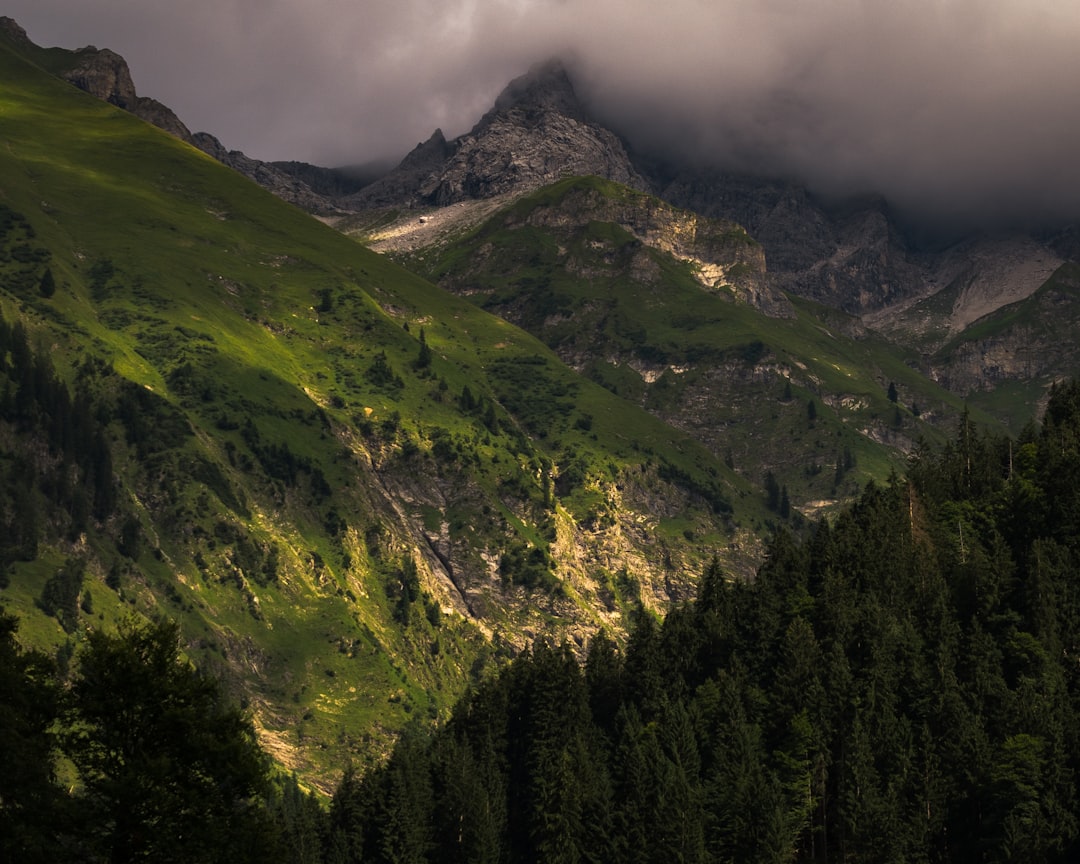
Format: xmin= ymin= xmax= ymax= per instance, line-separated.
xmin=400 ymin=176 xmax=979 ymax=517
xmin=0 ymin=41 xmax=752 ymax=785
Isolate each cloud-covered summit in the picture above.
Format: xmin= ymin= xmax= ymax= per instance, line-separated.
xmin=7 ymin=0 xmax=1080 ymax=229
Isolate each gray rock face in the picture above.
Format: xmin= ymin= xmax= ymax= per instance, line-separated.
xmin=928 ymin=265 xmax=1080 ymax=397
xmin=0 ymin=16 xmax=32 ymax=48
xmin=62 ymin=47 xmax=139 ymax=110
xmin=348 ymin=60 xmax=647 ymax=210
xmin=352 ymin=129 xmax=455 ymax=207
xmin=658 ymin=170 xmax=927 ymax=314
xmin=56 ymin=45 xmax=196 ymax=144
xmin=190 ymin=133 xmax=342 ymax=213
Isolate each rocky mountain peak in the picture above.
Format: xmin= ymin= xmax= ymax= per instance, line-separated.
xmin=0 ymin=16 xmax=31 ymax=46
xmin=349 ymin=58 xmax=645 ymax=209
xmin=486 ymin=58 xmax=588 ymax=126
xmin=63 ymin=46 xmax=139 ymax=110
xmin=400 ymin=128 xmax=452 ymax=171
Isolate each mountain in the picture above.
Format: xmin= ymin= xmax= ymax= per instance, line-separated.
xmin=347 ymin=60 xmax=646 ymax=211
xmin=16 ymin=17 xmax=1076 ymax=429
xmin=340 ymin=59 xmax=1080 ymax=432
xmin=0 ymin=17 xmax=350 ymax=215
xmin=6 ymin=15 xmax=1080 ymax=798
xmin=403 ymin=175 xmax=977 ymax=518
xmin=0 ymin=31 xmax=762 ymax=786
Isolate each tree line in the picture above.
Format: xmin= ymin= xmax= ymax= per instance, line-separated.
xmin=6 ymin=375 xmax=1080 ymax=861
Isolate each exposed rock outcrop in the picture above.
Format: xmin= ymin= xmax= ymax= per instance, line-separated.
xmin=58 ymin=45 xmax=196 ymax=144
xmin=928 ymin=264 xmax=1080 ymax=398
xmin=190 ymin=133 xmax=343 ymax=213
xmin=514 ymin=181 xmax=790 ymax=317
xmin=658 ymin=169 xmax=928 ymax=314
xmin=0 ymin=17 xmax=33 ymax=50
xmin=347 ymin=60 xmax=647 ymax=210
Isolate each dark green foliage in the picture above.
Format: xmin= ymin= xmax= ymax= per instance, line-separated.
xmin=0 ymin=311 xmax=119 ymax=568
xmin=62 ymin=617 xmax=274 ymax=863
xmin=118 ymin=514 xmax=142 ymax=559
xmin=0 ymin=612 xmax=283 ymax=863
xmin=499 ymin=540 xmax=557 ymax=592
xmin=366 ymin=350 xmax=405 ymax=392
xmin=38 ymin=266 xmax=55 ymax=298
xmin=117 ymin=377 xmax=193 ymax=457
xmin=0 ymin=609 xmax=62 ymax=864
xmin=765 ymin=469 xmax=781 ymax=512
xmin=335 ymin=381 xmax=1080 ymax=864
xmin=658 ymin=457 xmax=731 ymax=514
xmin=267 ymin=773 xmax=328 ymax=864
xmin=415 ymin=326 xmax=433 ymax=370
xmin=37 ymin=556 xmax=86 ymax=633
xmin=741 ymin=339 xmax=767 ymax=364
xmin=489 ymin=355 xmax=576 ymax=438
xmin=458 ymin=384 xmax=476 ymax=413
xmin=391 ymin=557 xmax=423 ymax=624
xmin=240 ymin=416 xmax=330 ymax=498
xmin=0 ymin=205 xmax=51 ymax=295
xmin=214 ymin=520 xmax=279 ymax=587
xmin=87 ymin=257 xmax=115 ymax=300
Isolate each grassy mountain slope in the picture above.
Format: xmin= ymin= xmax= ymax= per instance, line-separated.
xmin=399 ymin=176 xmax=980 ymax=518
xmin=0 ymin=43 xmax=752 ymax=786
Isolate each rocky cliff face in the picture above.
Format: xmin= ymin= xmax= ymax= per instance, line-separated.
xmin=928 ymin=264 xmax=1080 ymax=398
xmin=515 ymin=181 xmax=787 ymax=317
xmin=657 ymin=169 xmax=927 ymax=314
xmin=348 ymin=60 xmax=646 ymax=210
xmin=190 ymin=133 xmax=343 ymax=213
xmin=57 ymin=45 xmax=196 ymax=144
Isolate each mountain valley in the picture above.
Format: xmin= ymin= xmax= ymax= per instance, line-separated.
xmin=4 ymin=15 xmax=1080 ymax=805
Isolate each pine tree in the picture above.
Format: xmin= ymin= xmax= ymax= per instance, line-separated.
xmin=38 ymin=267 xmax=55 ymax=298
xmin=415 ymin=327 xmax=433 ymax=370
xmin=62 ymin=617 xmax=273 ymax=863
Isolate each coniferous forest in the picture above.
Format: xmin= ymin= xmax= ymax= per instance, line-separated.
xmin=321 ymin=382 xmax=1080 ymax=864
xmin=7 ymin=380 xmax=1080 ymax=861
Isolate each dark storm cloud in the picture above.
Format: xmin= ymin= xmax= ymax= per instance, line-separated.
xmin=8 ymin=0 xmax=1080 ymax=227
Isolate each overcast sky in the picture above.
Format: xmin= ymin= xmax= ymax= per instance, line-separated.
xmin=8 ymin=0 xmax=1080 ymax=228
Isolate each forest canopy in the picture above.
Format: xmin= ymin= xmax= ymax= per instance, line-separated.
xmin=5 ymin=381 xmax=1080 ymax=862
xmin=328 ymin=381 xmax=1080 ymax=864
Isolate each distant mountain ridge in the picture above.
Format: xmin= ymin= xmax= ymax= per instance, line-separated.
xmin=341 ymin=57 xmax=1080 ymax=427
xmin=7 ymin=17 xmax=1080 ymax=422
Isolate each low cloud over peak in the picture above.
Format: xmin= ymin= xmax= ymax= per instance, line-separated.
xmin=8 ymin=0 xmax=1080 ymax=230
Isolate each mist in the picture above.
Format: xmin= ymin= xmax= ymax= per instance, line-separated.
xmin=8 ymin=0 xmax=1080 ymax=229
